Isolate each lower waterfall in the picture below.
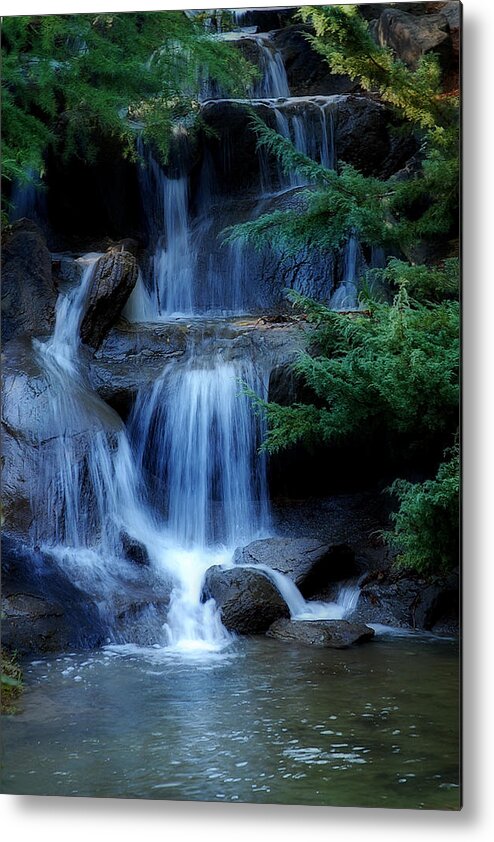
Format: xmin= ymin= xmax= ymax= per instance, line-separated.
xmin=31 ymin=254 xmax=361 ymax=656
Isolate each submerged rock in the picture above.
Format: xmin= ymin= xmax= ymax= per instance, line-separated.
xmin=202 ymin=565 xmax=290 ymax=634
xmin=1 ymin=219 xmax=57 ymax=343
xmin=80 ymin=248 xmax=138 ymax=348
xmin=233 ymin=537 xmax=358 ymax=597
xmin=267 ymin=618 xmax=375 ymax=648
xmin=120 ymin=532 xmax=150 ymax=567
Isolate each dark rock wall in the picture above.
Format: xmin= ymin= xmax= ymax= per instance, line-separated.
xmin=1 ymin=219 xmax=58 ymax=343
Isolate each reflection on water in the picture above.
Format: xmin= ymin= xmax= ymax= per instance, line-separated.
xmin=1 ymin=637 xmax=460 ymax=809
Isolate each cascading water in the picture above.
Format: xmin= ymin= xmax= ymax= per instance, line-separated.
xmin=330 ymin=233 xmax=363 ymax=310
xmin=250 ymin=34 xmax=291 ymax=98
xmin=9 ymin=167 xmax=47 ymax=226
xmin=32 ymin=257 xmax=165 ymax=607
xmin=135 ymin=140 xmax=195 ymax=317
xmin=270 ymin=97 xmax=337 ymax=191
xmin=127 ymin=336 xmax=272 ymax=650
xmin=32 ymin=16 xmax=369 ymax=657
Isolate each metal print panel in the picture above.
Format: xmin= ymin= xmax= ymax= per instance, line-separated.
xmin=1 ymin=2 xmax=461 ymax=809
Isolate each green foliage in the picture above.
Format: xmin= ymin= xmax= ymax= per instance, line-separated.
xmin=369 ymin=257 xmax=459 ymax=302
xmin=229 ymin=5 xmax=460 ymax=577
xmin=385 ymin=445 xmax=460 ymax=574
xmin=1 ymin=649 xmax=23 ymax=715
xmin=254 ymin=288 xmax=459 ymax=456
xmin=299 ymin=5 xmax=456 ymax=130
xmin=226 ymin=5 xmax=459 ymax=257
xmin=1 ymin=11 xmax=256 ymax=194
xmin=225 ymin=117 xmax=390 ymax=253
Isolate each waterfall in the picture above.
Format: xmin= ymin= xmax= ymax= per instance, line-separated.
xmin=136 ymin=142 xmax=195 ymax=317
xmin=251 ymin=34 xmax=291 ymax=99
xmin=125 ymin=339 xmax=271 ymax=651
xmin=238 ymin=564 xmax=361 ymax=621
xmin=9 ymin=167 xmax=47 ymax=226
xmin=266 ymin=97 xmax=337 ymax=193
xmin=33 ymin=258 xmax=154 ymax=565
xmin=130 ymin=348 xmax=270 ymax=550
xmin=330 ymin=234 xmax=362 ymax=310
xmin=25 ymin=25 xmax=375 ymax=657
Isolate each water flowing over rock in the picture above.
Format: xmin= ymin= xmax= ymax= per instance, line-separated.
xmin=233 ymin=538 xmax=358 ymax=597
xmin=267 ymin=618 xmax=375 ymax=648
xmin=1 ymin=335 xmax=123 ymax=539
xmin=79 ymin=248 xmax=138 ymax=348
xmin=128 ymin=337 xmax=271 ymax=548
xmin=1 ymin=536 xmax=107 ymax=654
xmin=271 ymin=25 xmax=358 ymax=97
xmin=202 ymin=565 xmax=291 ymax=634
xmin=1 ymin=219 xmax=57 ymax=343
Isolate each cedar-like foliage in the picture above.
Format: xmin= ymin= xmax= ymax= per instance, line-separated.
xmin=1 ymin=11 xmax=256 ymax=201
xmin=230 ymin=5 xmax=460 ymax=575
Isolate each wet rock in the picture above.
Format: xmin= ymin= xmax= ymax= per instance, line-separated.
xmin=272 ymin=25 xmax=359 ymax=97
xmin=202 ymin=565 xmax=290 ymax=634
xmin=373 ymin=8 xmax=451 ymax=70
xmin=351 ymin=569 xmax=459 ymax=633
xmin=52 ymin=253 xmax=87 ymax=287
xmin=89 ymin=322 xmax=188 ymax=415
xmin=1 ymin=536 xmax=106 ymax=654
xmin=198 ymin=99 xmax=275 ymax=194
xmin=80 ymin=249 xmax=138 ymax=348
xmin=120 ymin=532 xmax=150 ymax=567
xmin=333 ymin=95 xmax=416 ymax=178
xmin=1 ymin=219 xmax=57 ymax=343
xmin=267 ymin=618 xmax=375 ymax=648
xmin=233 ymin=538 xmax=358 ymax=597
xmin=1 ymin=337 xmax=123 ymax=538
xmin=412 ymin=571 xmax=459 ymax=632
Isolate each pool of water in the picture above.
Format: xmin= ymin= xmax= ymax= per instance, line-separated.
xmin=1 ymin=634 xmax=460 ymax=809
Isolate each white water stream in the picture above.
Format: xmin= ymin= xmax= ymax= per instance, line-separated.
xmin=31 ymin=31 xmax=366 ymax=657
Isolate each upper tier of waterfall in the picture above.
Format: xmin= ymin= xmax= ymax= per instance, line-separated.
xmin=132 ymin=90 xmax=363 ymax=320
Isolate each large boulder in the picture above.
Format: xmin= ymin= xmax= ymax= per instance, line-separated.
xmin=233 ymin=538 xmax=358 ymax=597
xmin=373 ymin=8 xmax=452 ymax=70
xmin=267 ymin=618 xmax=375 ymax=648
xmin=202 ymin=565 xmax=290 ymax=634
xmin=80 ymin=248 xmax=138 ymax=348
xmin=1 ymin=219 xmax=57 ymax=343
xmin=333 ymin=95 xmax=416 ymax=178
xmin=352 ymin=568 xmax=459 ymax=633
xmin=1 ymin=536 xmax=106 ymax=654
xmin=1 ymin=534 xmax=173 ymax=653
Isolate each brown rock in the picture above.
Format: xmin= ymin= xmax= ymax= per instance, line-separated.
xmin=374 ymin=9 xmax=451 ymax=70
xmin=267 ymin=617 xmax=375 ymax=648
xmin=202 ymin=565 xmax=290 ymax=634
xmin=80 ymin=249 xmax=138 ymax=348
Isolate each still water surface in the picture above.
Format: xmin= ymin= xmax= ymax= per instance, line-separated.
xmin=1 ymin=635 xmax=460 ymax=809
